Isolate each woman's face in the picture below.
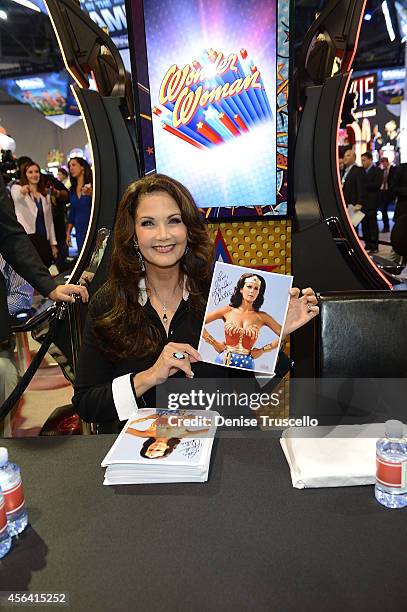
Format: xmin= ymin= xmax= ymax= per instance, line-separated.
xmin=26 ymin=164 xmax=40 ymax=185
xmin=134 ymin=191 xmax=188 ymax=270
xmin=69 ymin=159 xmax=84 ymax=178
xmin=145 ymin=439 xmax=169 ymax=459
xmin=240 ymin=278 xmax=260 ymax=305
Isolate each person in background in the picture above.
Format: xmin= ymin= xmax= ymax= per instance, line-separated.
xmin=66 ymin=158 xmax=93 ymax=254
xmin=46 ymin=173 xmax=69 ymax=272
xmin=338 ymin=156 xmax=345 ymax=178
xmin=341 ymin=149 xmax=364 ymax=209
xmin=10 ymin=162 xmax=57 ymax=267
xmin=379 ymin=157 xmax=396 ymax=233
xmin=389 ymin=162 xmax=407 ymax=263
xmin=391 ymin=162 xmax=407 ymax=222
xmin=0 ymin=255 xmax=34 ymax=433
xmin=360 ymin=151 xmax=383 ymax=254
xmin=57 ymin=167 xmax=70 ymax=189
xmin=0 ymin=172 xmax=88 ymax=346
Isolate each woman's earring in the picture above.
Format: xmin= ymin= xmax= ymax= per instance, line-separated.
xmin=181 ymin=245 xmax=190 ymax=269
xmin=133 ymin=237 xmax=145 ymax=271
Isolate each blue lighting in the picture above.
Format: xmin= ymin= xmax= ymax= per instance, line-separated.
xmin=364 ymin=13 xmax=372 ymax=21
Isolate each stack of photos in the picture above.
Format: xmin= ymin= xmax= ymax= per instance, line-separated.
xmin=198 ymin=262 xmax=293 ymax=375
xmin=101 ymin=409 xmax=218 ymax=485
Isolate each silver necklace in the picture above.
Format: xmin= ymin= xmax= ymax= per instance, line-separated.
xmin=148 ymin=281 xmax=182 ymax=325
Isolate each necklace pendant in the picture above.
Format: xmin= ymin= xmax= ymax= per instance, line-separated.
xmin=162 ymin=313 xmax=168 ymax=324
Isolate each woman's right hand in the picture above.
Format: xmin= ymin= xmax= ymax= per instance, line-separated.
xmin=20 ymin=185 xmax=30 ymax=196
xmin=66 ymin=234 xmax=72 ymax=247
xmin=146 ymin=342 xmax=201 ymax=386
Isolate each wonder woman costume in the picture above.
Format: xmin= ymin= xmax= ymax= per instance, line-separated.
xmin=215 ymin=321 xmax=259 ymax=370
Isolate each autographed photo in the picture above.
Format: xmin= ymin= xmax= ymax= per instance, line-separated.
xmin=102 ymin=410 xmax=215 ymax=465
xmin=198 ymin=262 xmax=292 ymax=374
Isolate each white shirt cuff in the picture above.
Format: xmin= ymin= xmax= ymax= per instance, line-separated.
xmin=112 ymin=373 xmax=138 ymax=421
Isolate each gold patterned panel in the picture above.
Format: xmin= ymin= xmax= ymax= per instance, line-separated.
xmin=207 ymin=219 xmax=291 ymax=274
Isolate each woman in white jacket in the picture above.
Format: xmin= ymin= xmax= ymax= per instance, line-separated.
xmin=11 ymin=162 xmax=57 ymax=267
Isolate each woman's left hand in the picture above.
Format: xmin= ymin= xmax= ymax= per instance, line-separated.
xmin=282 ymin=287 xmax=319 ymax=339
xmin=51 ymin=245 xmax=58 ymax=260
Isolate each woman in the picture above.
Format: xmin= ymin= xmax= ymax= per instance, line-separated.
xmin=11 ymin=162 xmax=57 ymax=267
xmin=126 ymin=412 xmax=210 ymax=459
xmin=73 ymin=174 xmax=319 ymax=425
xmin=203 ymin=273 xmax=282 ymax=370
xmin=57 ymin=166 xmax=70 ymax=189
xmin=66 ymin=157 xmax=93 ymax=253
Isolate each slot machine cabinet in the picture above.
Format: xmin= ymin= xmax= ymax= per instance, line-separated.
xmin=293 ymin=0 xmax=391 ymax=293
xmin=292 ymin=0 xmax=392 ymax=378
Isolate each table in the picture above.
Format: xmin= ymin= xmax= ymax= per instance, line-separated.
xmin=0 ymin=435 xmax=406 ymax=611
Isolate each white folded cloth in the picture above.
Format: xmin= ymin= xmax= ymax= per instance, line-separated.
xmin=280 ymin=423 xmax=406 ymax=489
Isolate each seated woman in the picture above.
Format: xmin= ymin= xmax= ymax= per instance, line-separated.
xmin=203 ymin=272 xmax=282 ymax=370
xmin=73 ymin=174 xmax=318 ymax=426
xmin=11 ymin=161 xmax=57 ymax=267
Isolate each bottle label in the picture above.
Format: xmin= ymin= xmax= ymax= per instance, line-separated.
xmin=0 ymin=500 xmax=7 ymax=535
xmin=376 ymin=456 xmax=407 ymax=492
xmin=3 ymin=481 xmax=25 ymax=516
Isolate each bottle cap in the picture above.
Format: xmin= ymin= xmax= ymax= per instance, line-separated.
xmin=385 ymin=420 xmax=404 ymax=438
xmin=0 ymin=448 xmax=8 ymax=466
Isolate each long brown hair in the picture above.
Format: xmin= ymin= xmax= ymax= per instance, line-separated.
xmin=94 ymin=174 xmax=214 ymax=359
xmin=229 ymin=273 xmax=266 ymax=311
xmin=20 ymin=162 xmax=47 ymax=196
xmin=68 ymin=157 xmax=93 ymax=192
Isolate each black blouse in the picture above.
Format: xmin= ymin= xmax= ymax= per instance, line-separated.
xmin=73 ymin=291 xmax=292 ymax=426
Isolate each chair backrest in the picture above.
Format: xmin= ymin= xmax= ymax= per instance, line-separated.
xmin=318 ymin=291 xmax=407 ymax=378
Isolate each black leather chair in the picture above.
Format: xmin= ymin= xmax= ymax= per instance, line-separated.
xmin=318 ymin=291 xmax=407 ymax=378
xmin=292 ymin=291 xmax=407 ymax=425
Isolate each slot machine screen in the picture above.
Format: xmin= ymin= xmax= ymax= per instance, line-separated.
xmin=126 ymin=0 xmax=290 ymax=219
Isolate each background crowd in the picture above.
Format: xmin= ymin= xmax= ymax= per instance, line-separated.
xmin=6 ymin=155 xmax=93 ymax=276
xmin=339 ymin=148 xmax=407 ymax=264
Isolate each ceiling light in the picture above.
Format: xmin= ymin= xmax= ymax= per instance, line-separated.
xmin=10 ymin=0 xmax=41 ymax=12
xmin=382 ymin=1 xmax=396 ymax=41
xmin=0 ymin=10 xmax=7 ymax=19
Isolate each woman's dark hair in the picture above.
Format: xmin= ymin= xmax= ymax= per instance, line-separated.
xmin=58 ymin=167 xmax=68 ymax=178
xmin=229 ymin=273 xmax=266 ymax=311
xmin=20 ymin=162 xmax=47 ymax=196
xmin=68 ymin=157 xmax=92 ymax=191
xmin=94 ymin=173 xmax=214 ymax=359
xmin=140 ymin=437 xmax=180 ymax=459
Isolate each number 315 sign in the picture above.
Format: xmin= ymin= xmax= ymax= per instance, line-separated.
xmin=349 ymin=74 xmax=377 ymax=111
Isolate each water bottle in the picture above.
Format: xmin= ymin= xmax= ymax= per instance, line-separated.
xmin=0 ymin=487 xmax=11 ymax=558
xmin=375 ymin=420 xmax=407 ymax=509
xmin=0 ymin=448 xmax=28 ymax=535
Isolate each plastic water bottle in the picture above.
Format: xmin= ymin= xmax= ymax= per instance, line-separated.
xmin=0 ymin=448 xmax=28 ymax=535
xmin=375 ymin=420 xmax=407 ymax=509
xmin=0 ymin=487 xmax=11 ymax=558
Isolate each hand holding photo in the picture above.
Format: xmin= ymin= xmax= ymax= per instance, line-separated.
xmin=199 ymin=262 xmax=293 ymax=374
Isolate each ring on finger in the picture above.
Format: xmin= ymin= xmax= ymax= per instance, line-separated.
xmin=173 ymin=351 xmax=186 ymax=360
